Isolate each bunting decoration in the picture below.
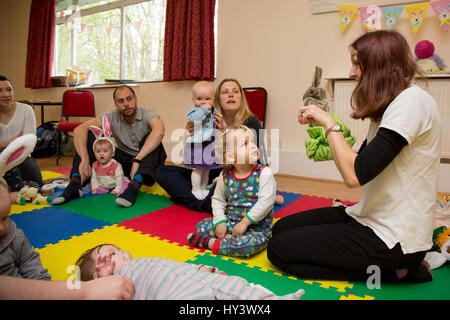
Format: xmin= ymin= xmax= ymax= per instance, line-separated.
xmin=360 ymin=5 xmax=382 ymax=32
xmin=338 ymin=1 xmax=447 ymax=34
xmin=430 ymin=0 xmax=450 ymax=31
xmin=340 ymin=4 xmax=359 ymax=32
xmin=405 ymin=3 xmax=430 ymax=33
xmin=381 ymin=6 xmax=404 ymax=30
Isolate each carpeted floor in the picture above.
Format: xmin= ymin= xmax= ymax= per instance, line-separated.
xmin=9 ymin=169 xmax=450 ymax=300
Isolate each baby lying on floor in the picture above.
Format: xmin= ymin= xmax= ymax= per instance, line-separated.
xmin=76 ymin=244 xmax=305 ymax=300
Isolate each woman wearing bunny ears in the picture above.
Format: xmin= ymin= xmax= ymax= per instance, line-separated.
xmin=53 ymin=85 xmax=166 ymax=208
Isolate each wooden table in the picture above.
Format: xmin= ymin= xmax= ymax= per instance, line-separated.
xmin=19 ymin=100 xmax=63 ymax=125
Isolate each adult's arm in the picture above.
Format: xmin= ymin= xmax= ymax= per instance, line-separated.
xmin=0 ymin=274 xmax=135 ymax=300
xmin=354 ymin=127 xmax=407 ymax=185
xmin=23 ymin=104 xmax=36 ymax=135
xmin=130 ymin=117 xmax=165 ymax=179
xmin=0 ymin=104 xmax=35 ymax=150
xmin=73 ymin=117 xmax=102 ymax=182
xmin=135 ymin=117 xmax=165 ymax=161
xmin=298 ymin=105 xmax=407 ymax=188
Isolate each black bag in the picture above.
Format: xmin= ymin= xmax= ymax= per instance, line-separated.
xmin=32 ymin=121 xmax=58 ymax=158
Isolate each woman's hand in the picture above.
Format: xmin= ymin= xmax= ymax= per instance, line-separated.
xmin=213 ymin=112 xmax=226 ymax=130
xmin=185 ymin=121 xmax=194 ymax=136
xmin=79 ymin=159 xmax=92 ymax=183
xmin=82 ymin=275 xmax=135 ymax=300
xmin=298 ymin=105 xmax=335 ymax=129
xmin=130 ymin=162 xmax=139 ymax=181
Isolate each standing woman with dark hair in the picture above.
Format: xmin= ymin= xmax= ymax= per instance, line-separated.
xmin=267 ymin=31 xmax=440 ymax=283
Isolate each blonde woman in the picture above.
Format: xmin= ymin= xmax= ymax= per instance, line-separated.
xmin=155 ymin=78 xmax=269 ymax=213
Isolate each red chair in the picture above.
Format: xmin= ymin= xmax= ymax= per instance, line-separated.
xmin=56 ymin=90 xmax=95 ymax=165
xmin=243 ymin=87 xmax=267 ymax=128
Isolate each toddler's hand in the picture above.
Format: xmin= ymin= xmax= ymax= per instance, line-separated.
xmin=198 ymin=265 xmax=228 ymax=275
xmin=232 ymin=217 xmax=252 ymax=237
xmin=215 ymin=222 xmax=227 ymax=239
xmin=92 ymin=188 xmax=98 ymax=194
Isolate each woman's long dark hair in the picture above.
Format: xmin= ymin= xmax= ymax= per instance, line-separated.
xmin=350 ymin=30 xmax=420 ymax=120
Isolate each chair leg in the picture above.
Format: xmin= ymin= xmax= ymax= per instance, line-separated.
xmin=56 ymin=131 xmax=60 ymax=166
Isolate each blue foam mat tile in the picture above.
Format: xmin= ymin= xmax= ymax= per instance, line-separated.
xmin=273 ymin=191 xmax=303 ymax=213
xmin=9 ymin=206 xmax=111 ymax=249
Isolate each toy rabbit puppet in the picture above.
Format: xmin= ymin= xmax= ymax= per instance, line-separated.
xmin=303 ymin=66 xmax=329 ymax=112
xmin=89 ymin=116 xmax=116 ymax=152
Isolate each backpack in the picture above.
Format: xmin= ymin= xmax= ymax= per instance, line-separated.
xmin=32 ymin=121 xmax=58 ymax=158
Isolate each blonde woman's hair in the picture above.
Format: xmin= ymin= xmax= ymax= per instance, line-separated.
xmin=214 ymin=78 xmax=255 ymax=126
xmin=215 ymin=124 xmax=254 ymax=169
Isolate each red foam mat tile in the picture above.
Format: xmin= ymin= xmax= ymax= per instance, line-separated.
xmin=118 ymin=204 xmax=211 ymax=249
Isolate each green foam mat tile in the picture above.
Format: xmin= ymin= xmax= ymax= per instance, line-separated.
xmin=58 ymin=192 xmax=174 ymax=224
xmin=346 ymin=263 xmax=450 ymax=300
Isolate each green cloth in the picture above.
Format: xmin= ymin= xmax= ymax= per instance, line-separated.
xmin=305 ymin=113 xmax=356 ymax=162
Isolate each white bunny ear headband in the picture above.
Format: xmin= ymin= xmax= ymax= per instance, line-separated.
xmin=90 ymin=116 xmax=116 ymax=152
xmin=0 ymin=134 xmax=37 ymax=186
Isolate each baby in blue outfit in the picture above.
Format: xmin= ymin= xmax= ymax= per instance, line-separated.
xmin=183 ymin=81 xmax=221 ymax=200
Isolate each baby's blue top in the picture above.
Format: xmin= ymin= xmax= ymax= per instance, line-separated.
xmin=186 ymin=105 xmax=217 ymax=143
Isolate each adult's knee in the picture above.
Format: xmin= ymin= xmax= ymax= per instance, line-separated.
xmin=266 ymin=236 xmax=289 ymax=271
xmin=154 ymin=165 xmax=167 ymax=185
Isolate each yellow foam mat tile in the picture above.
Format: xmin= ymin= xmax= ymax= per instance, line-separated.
xmin=140 ymin=182 xmax=169 ymax=197
xmin=304 ymin=280 xmax=353 ymax=293
xmin=339 ymin=294 xmax=375 ymax=300
xmin=10 ymin=202 xmax=50 ymax=215
xmin=37 ymin=225 xmax=204 ymax=281
xmin=41 ymin=170 xmax=64 ymax=180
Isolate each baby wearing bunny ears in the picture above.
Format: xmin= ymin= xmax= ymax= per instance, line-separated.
xmin=89 ymin=117 xmax=127 ymax=195
xmin=53 ymin=117 xmax=126 ymax=202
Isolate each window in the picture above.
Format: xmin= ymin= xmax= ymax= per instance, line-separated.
xmin=53 ymin=0 xmax=167 ymax=83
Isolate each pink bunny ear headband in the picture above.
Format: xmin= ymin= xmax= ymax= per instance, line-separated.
xmin=90 ymin=116 xmax=116 ymax=152
xmin=0 ymin=134 xmax=37 ymax=186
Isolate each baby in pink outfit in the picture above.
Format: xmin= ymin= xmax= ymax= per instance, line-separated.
xmin=89 ymin=117 xmax=127 ymax=195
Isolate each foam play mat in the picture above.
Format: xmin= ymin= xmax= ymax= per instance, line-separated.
xmin=9 ymin=169 xmax=450 ymax=300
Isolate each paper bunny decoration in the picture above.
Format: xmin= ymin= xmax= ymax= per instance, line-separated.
xmin=0 ymin=134 xmax=37 ymax=186
xmin=89 ymin=116 xmax=116 ymax=152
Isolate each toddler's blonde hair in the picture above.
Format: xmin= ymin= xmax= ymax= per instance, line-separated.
xmin=215 ymin=125 xmax=254 ymax=169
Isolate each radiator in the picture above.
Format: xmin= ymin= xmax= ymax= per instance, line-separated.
xmin=330 ymin=78 xmax=450 ymax=158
